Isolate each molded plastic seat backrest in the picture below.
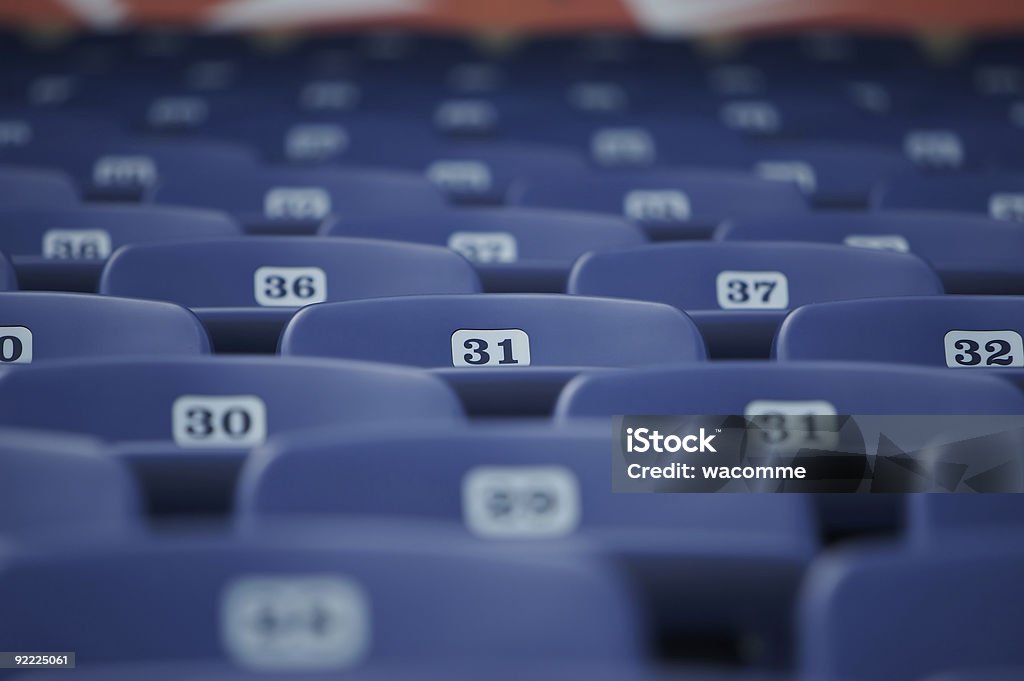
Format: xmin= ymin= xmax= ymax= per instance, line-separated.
xmin=323 ymin=208 xmax=646 ymax=266
xmin=555 ymin=362 xmax=1024 ymax=418
xmin=0 ymin=206 xmax=241 ymax=262
xmin=0 ymin=357 xmax=465 ymax=445
xmin=568 ymin=242 xmax=943 ymax=311
xmin=153 ymin=166 xmax=448 ymax=232
xmin=874 ymin=173 xmax=1024 ymax=219
xmin=0 ymin=538 xmax=643 ymax=667
xmin=239 ymin=424 xmax=817 ymax=548
xmin=718 ymin=212 xmax=1024 ymax=293
xmin=0 ymin=292 xmax=210 ymax=362
xmin=511 ymin=170 xmax=808 ymax=239
xmin=776 ymin=296 xmax=1024 ymax=367
xmin=0 ymin=166 xmax=78 ymax=208
xmin=280 ymin=294 xmax=706 ymax=367
xmin=100 ymin=237 xmax=480 ymax=308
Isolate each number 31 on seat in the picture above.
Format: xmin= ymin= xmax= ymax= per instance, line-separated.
xmin=451 ymin=329 xmax=531 ymax=367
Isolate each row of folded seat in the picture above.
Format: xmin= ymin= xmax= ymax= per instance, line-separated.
xmin=6 ymin=125 xmax=1024 ymax=223
xmin=0 ymin=230 xmax=1018 ymax=361
xmin=3 ymin=424 xmax=1023 ymax=681
xmin=9 ymin=287 xmax=1024 ymax=395
xmin=0 ymin=348 xmax=1021 ymax=528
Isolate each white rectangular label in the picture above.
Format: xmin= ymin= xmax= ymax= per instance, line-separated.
xmin=623 ymin=189 xmax=691 ymax=222
xmin=591 ymin=128 xmax=655 ymax=166
xmin=300 ymin=81 xmax=360 ymax=110
xmin=92 ymin=156 xmax=157 ymax=187
xmin=715 ymin=271 xmax=789 ymax=310
xmin=745 ymin=400 xmax=839 ymax=450
xmin=42 ymin=230 xmax=112 ymax=260
xmin=221 ymin=576 xmax=370 ymax=671
xmin=254 ymin=267 xmax=328 ymax=307
xmin=568 ymin=82 xmax=627 ymax=112
xmin=0 ymin=120 xmax=31 ymax=147
xmin=843 ymin=234 xmax=910 ymax=252
xmin=426 ymin=161 xmax=493 ymax=193
xmin=903 ymin=130 xmax=963 ymax=168
xmin=433 ymin=100 xmax=497 ymax=132
xmin=172 ymin=395 xmax=267 ymax=448
xmin=944 ymin=330 xmax=1024 ymax=368
xmin=0 ymin=326 xmax=32 ymax=364
xmin=263 ymin=188 xmax=331 ymax=221
xmin=147 ymin=96 xmax=208 ymax=127
xmin=720 ymin=101 xmax=781 ymax=133
xmin=447 ymin=231 xmax=517 ymax=263
xmin=451 ymin=329 xmax=531 ymax=367
xmin=755 ymin=160 xmax=817 ymax=194
xmin=989 ymin=193 xmax=1024 ymax=222
xmin=285 ymin=125 xmax=348 ymax=162
xmin=463 ymin=466 xmax=580 ymax=538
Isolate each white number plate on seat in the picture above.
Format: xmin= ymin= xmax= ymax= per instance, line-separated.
xmin=221 ymin=575 xmax=370 ymax=670
xmin=944 ymin=330 xmax=1024 ymax=368
xmin=0 ymin=326 xmax=32 ymax=364
xmin=463 ymin=466 xmax=581 ymax=538
xmin=451 ymin=329 xmax=531 ymax=367
xmin=745 ymin=400 xmax=839 ymax=450
xmin=716 ymin=271 xmax=789 ymax=310
xmin=447 ymin=232 xmax=517 ymax=263
xmin=172 ymin=395 xmax=267 ymax=448
xmin=42 ymin=230 xmax=112 ymax=260
xmin=254 ymin=266 xmax=328 ymax=307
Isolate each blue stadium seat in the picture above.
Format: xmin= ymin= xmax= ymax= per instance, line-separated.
xmin=413 ymin=143 xmax=590 ymax=205
xmin=129 ymin=91 xmax=263 ymax=133
xmin=0 ymin=536 xmax=643 ymax=670
xmin=0 ymin=109 xmax=123 ymax=153
xmin=322 ymin=207 xmax=646 ymax=292
xmin=280 ymin=294 xmax=705 ymax=414
xmin=209 ymin=115 xmax=443 ymax=167
xmin=717 ymin=212 xmax=1024 ymax=294
xmin=153 ymin=166 xmax=448 ymax=235
xmin=511 ymin=169 xmax=809 ymax=240
xmin=799 ymin=515 xmax=1024 ymax=680
xmin=0 ymin=205 xmax=240 ymax=292
xmin=801 ymin=118 xmax=1010 ymax=172
xmin=100 ymin=237 xmax=480 ymax=352
xmin=504 ymin=115 xmax=754 ymax=170
xmin=0 ymin=292 xmax=209 ymax=361
xmin=556 ymin=362 xmax=1024 ymax=531
xmin=0 ymin=136 xmax=259 ymax=201
xmin=873 ymin=172 xmax=1024 ymax=220
xmin=0 ymin=166 xmax=78 ymax=207
xmin=776 ymin=296 xmax=1024 ymax=388
xmin=0 ymin=356 xmax=464 ymax=445
xmin=746 ymin=142 xmax=915 ymax=207
xmin=556 ymin=362 xmax=1024 ymax=418
xmin=568 ymin=242 xmax=943 ymax=358
xmin=239 ymin=423 xmax=816 ymax=664
xmin=0 ymin=429 xmax=141 ymax=542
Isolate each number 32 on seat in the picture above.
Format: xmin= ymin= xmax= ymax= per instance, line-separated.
xmin=944 ymin=330 xmax=1024 ymax=368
